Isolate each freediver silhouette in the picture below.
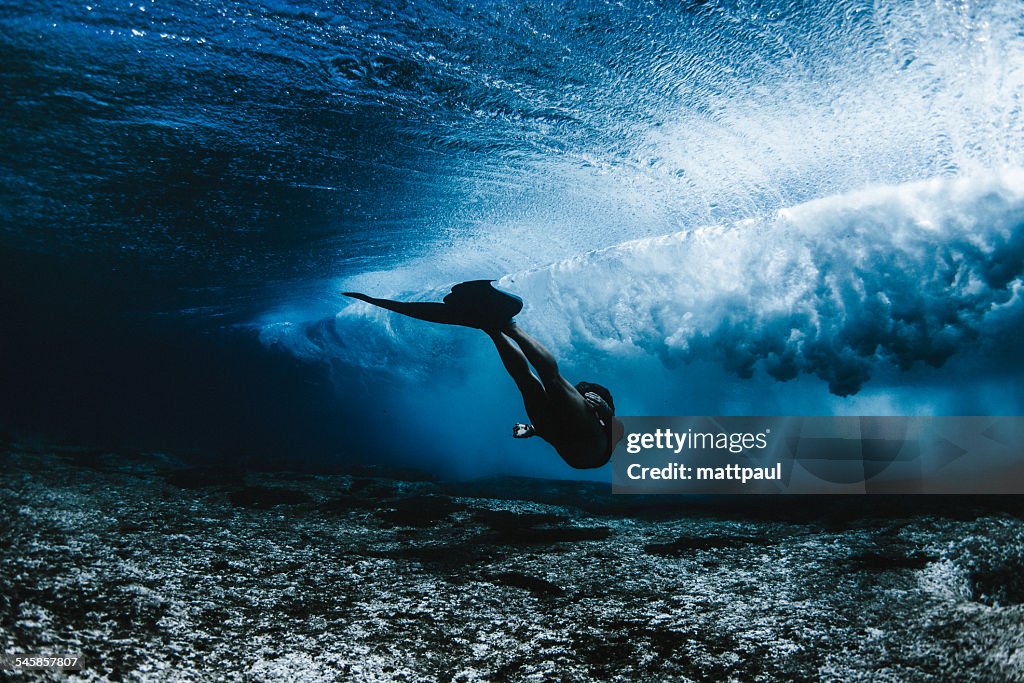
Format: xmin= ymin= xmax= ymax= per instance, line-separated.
xmin=343 ymin=280 xmax=624 ymax=469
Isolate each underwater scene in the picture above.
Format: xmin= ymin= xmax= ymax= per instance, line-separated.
xmin=2 ymin=0 xmax=1024 ymax=679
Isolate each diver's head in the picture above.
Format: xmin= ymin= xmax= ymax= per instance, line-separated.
xmin=575 ymin=381 xmax=614 ymax=413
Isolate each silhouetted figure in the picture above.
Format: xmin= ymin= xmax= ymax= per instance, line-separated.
xmin=485 ymin=322 xmax=623 ymax=469
xmin=344 ymin=280 xmax=623 ymax=468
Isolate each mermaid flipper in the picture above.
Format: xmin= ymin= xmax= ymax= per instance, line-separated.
xmin=343 ymin=280 xmax=523 ymax=329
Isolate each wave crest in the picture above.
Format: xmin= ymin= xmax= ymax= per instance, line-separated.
xmin=262 ymin=170 xmax=1024 ymax=396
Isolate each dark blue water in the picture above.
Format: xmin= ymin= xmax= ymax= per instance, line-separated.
xmin=2 ymin=0 xmax=1024 ymax=478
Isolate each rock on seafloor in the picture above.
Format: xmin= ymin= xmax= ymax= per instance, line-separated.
xmin=2 ymin=444 xmax=1024 ymax=682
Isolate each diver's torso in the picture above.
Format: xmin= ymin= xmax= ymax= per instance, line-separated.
xmin=552 ymin=414 xmax=609 ymax=469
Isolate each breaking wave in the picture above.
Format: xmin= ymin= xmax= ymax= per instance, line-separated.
xmin=262 ymin=170 xmax=1024 ymax=398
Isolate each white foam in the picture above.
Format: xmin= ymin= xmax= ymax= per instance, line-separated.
xmin=261 ymin=170 xmax=1024 ymax=397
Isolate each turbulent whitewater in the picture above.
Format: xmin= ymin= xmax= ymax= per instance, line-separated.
xmin=264 ymin=170 xmax=1024 ymax=395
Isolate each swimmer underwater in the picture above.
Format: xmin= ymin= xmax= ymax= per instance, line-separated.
xmin=343 ymin=281 xmax=625 ymax=469
xmin=486 ymin=322 xmax=624 ymax=469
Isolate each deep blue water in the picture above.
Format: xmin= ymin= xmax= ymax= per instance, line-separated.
xmin=2 ymin=0 xmax=1024 ymax=478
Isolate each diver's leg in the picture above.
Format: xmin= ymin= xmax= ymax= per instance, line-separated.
xmin=501 ymin=322 xmax=560 ymax=382
xmin=502 ymin=322 xmax=590 ymax=418
xmin=486 ymin=328 xmax=538 ymax=391
xmin=486 ymin=329 xmax=552 ymax=431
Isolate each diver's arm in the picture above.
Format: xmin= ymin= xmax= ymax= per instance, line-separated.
xmin=611 ymin=417 xmax=625 ymax=449
xmin=583 ymin=392 xmax=613 ymax=423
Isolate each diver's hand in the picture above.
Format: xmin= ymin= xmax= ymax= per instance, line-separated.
xmin=584 ymin=392 xmax=610 ymax=413
xmin=513 ymin=423 xmax=536 ymax=438
xmin=584 ymin=392 xmax=614 ymax=426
